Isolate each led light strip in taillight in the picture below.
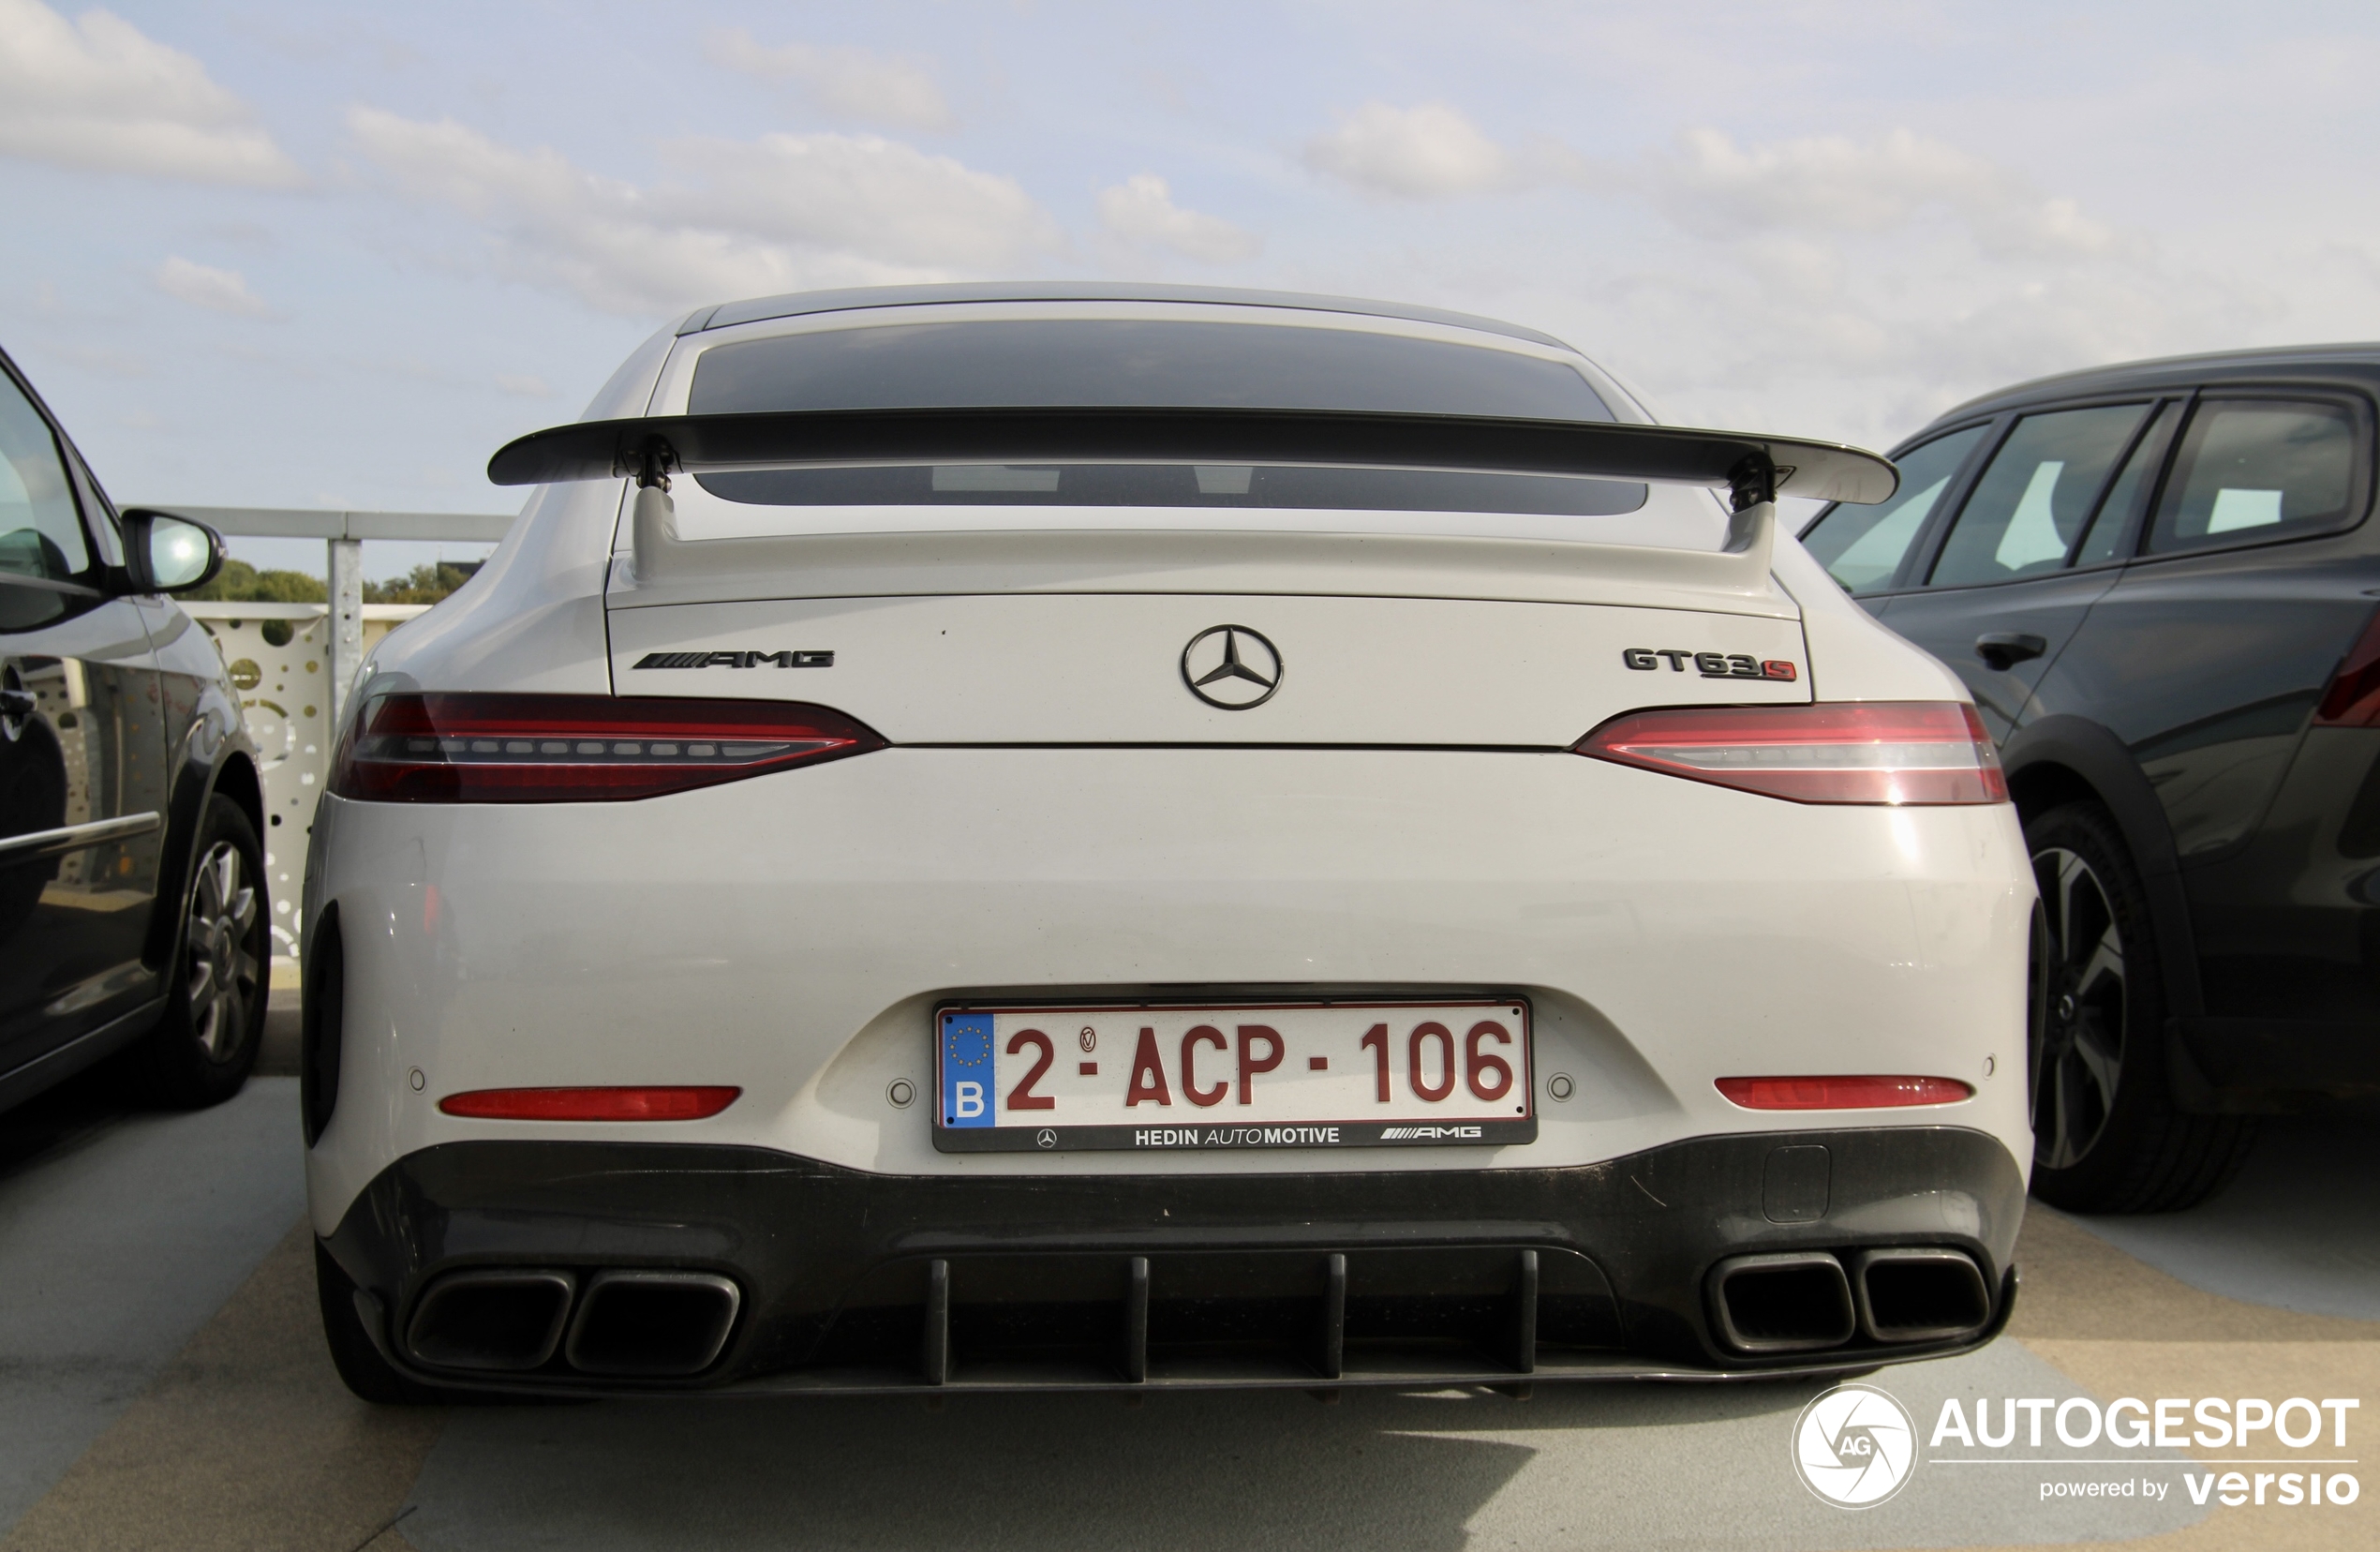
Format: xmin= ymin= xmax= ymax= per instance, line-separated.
xmin=1717 ymin=1076 xmax=1973 ymax=1110
xmin=439 ymin=1086 xmax=742 ymax=1120
xmin=1575 ymin=701 xmax=2007 ymax=805
xmin=330 ymin=694 xmax=886 ymax=802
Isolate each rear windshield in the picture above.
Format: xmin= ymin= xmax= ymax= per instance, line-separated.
xmin=684 ymin=319 xmax=1643 ymax=515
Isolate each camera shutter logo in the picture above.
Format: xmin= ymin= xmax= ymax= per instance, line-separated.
xmin=1792 ymin=1383 xmax=1918 ymax=1508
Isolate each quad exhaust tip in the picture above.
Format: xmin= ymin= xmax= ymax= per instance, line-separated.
xmin=403 ymin=1267 xmax=741 ymax=1377
xmin=405 ymin=1269 xmax=576 ymax=1372
xmin=1707 ymin=1252 xmax=1855 ymax=1354
xmin=1707 ymin=1246 xmax=1990 ymax=1355
xmin=566 ymin=1270 xmax=742 ymax=1377
xmin=1849 ymin=1247 xmax=1991 ymax=1344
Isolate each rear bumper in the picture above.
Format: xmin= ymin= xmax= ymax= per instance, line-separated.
xmin=325 ymin=1124 xmax=2025 ymax=1395
xmin=303 ymin=749 xmax=2037 ymax=1227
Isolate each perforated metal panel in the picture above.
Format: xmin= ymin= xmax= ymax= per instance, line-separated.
xmin=185 ymin=604 xmax=427 ymax=958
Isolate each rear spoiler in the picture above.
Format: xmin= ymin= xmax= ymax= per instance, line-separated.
xmin=486 ymin=407 xmax=1898 ymax=509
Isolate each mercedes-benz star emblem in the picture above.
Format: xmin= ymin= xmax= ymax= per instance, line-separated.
xmin=1181 ymin=625 xmax=1282 ymax=709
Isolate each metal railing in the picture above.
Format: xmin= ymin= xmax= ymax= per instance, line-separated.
xmin=148 ymin=506 xmax=514 ymax=725
xmin=149 ymin=507 xmax=515 ymax=958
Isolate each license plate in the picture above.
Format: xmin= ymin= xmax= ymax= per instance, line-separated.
xmin=932 ymin=1000 xmax=1535 ymax=1153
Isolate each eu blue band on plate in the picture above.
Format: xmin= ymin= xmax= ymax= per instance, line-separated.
xmin=940 ymin=1011 xmax=995 ymax=1127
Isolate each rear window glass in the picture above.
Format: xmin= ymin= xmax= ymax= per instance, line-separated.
xmin=684 ymin=319 xmax=1643 ymax=515
xmin=689 ymin=321 xmax=1613 ymax=418
xmin=2147 ymin=400 xmax=2360 ymax=555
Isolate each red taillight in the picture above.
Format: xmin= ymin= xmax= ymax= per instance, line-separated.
xmin=330 ymin=694 xmax=885 ymax=802
xmin=2316 ymin=609 xmax=2380 ymax=725
xmin=1576 ymin=702 xmax=2007 ymax=805
xmin=1716 ymin=1075 xmax=1973 ymax=1110
xmin=439 ymin=1086 xmax=742 ymax=1121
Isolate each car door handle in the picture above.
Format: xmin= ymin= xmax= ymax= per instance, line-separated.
xmin=1974 ymin=632 xmax=2047 ymax=671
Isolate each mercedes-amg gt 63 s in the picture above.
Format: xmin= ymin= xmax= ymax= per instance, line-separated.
xmin=304 ymin=283 xmax=2036 ymax=1401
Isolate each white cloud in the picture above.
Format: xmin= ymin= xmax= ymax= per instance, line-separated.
xmin=1095 ymin=173 xmax=1260 ymax=263
xmin=1636 ymin=127 xmax=2115 ymax=259
xmin=658 ymin=134 xmax=1059 ymax=264
xmin=152 ymin=256 xmax=270 ymax=316
xmin=495 ymin=374 xmax=552 ymax=398
xmin=1303 ymin=102 xmax=1518 ymax=199
xmin=0 ymin=0 xmax=301 ymax=186
xmin=345 ymin=107 xmax=1060 ymax=317
xmin=703 ymin=29 xmax=953 ymax=132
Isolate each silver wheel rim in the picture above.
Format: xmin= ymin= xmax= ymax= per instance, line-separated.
xmin=2031 ymin=844 xmax=2126 ymax=1171
xmin=186 ymin=839 xmax=260 ymax=1062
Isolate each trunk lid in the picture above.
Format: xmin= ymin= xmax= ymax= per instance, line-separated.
xmin=606 ymin=584 xmax=1808 ymax=747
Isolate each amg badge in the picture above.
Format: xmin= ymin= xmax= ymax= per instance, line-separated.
xmin=632 ymin=650 xmax=834 ymax=670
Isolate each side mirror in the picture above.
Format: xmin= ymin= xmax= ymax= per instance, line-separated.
xmin=118 ymin=509 xmax=225 ymax=593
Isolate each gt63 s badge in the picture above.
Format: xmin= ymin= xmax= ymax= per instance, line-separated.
xmin=1624 ymin=648 xmax=1797 ymax=680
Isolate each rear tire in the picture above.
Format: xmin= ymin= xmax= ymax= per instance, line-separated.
xmin=2024 ymin=800 xmax=2254 ymax=1213
xmin=124 ymin=795 xmax=267 ymax=1108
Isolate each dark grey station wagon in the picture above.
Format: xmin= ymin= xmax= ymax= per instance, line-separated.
xmin=1802 ymin=344 xmax=2380 ymax=1213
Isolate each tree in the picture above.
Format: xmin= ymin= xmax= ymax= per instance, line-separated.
xmin=183 ymin=560 xmax=326 ymax=603
xmin=364 ymin=560 xmax=483 ymax=604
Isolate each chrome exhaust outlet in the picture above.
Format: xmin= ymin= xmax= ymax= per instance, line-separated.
xmin=405 ymin=1269 xmax=575 ymax=1372
xmin=1706 ymin=1251 xmax=1855 ymax=1354
xmin=1849 ymin=1247 xmax=1991 ymax=1344
xmin=564 ymin=1270 xmax=742 ymax=1377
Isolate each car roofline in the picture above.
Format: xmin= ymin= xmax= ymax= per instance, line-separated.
xmin=1930 ymin=340 xmax=2380 ymax=428
xmin=679 ymin=282 xmax=1578 ymax=352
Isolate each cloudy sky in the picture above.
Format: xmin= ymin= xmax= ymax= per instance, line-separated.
xmin=4 ymin=0 xmax=2378 ymax=570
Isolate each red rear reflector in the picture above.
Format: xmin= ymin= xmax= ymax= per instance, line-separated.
xmin=439 ymin=1086 xmax=741 ymax=1121
xmin=1577 ymin=701 xmax=2007 ymax=805
xmin=331 ymin=694 xmax=885 ymax=802
xmin=2316 ymin=608 xmax=2380 ymax=725
xmin=1716 ymin=1075 xmax=1973 ymax=1110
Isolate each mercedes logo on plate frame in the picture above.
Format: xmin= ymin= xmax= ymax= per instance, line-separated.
xmin=1181 ymin=625 xmax=1283 ymax=709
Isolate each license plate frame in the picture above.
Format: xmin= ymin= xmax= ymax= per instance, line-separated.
xmin=931 ymin=998 xmax=1536 ymax=1153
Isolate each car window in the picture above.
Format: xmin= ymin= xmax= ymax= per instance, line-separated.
xmin=691 ymin=321 xmax=1613 ymax=419
xmin=2070 ymin=403 xmax=2168 ymax=568
xmin=1926 ymin=404 xmax=2149 ymax=588
xmin=0 ymin=372 xmax=90 ymax=582
xmin=686 ymin=319 xmax=1647 ymax=515
xmin=2145 ymin=399 xmax=2359 ymax=555
xmin=1799 ymin=425 xmax=1985 ymax=593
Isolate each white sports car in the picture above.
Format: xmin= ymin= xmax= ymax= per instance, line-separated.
xmin=302 ymin=283 xmax=2035 ymax=1399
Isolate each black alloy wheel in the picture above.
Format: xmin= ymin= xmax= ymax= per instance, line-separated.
xmin=126 ymin=795 xmax=269 ymax=1107
xmin=2022 ymin=801 xmax=2253 ymax=1213
xmin=2032 ymin=843 xmax=2126 ymax=1172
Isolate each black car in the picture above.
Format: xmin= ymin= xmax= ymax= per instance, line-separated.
xmin=1802 ymin=343 xmax=2380 ymax=1212
xmin=1 ymin=345 xmax=268 ymax=1111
